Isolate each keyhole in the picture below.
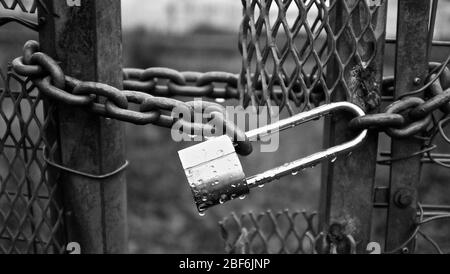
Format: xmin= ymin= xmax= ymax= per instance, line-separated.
xmin=66 ymin=0 xmax=81 ymax=7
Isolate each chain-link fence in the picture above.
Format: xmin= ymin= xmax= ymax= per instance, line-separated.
xmin=219 ymin=210 xmax=322 ymax=254
xmin=220 ymin=0 xmax=450 ymax=254
xmin=0 ymin=66 xmax=66 ymax=254
xmin=0 ymin=0 xmax=66 ymax=254
xmin=238 ymin=0 xmax=384 ymax=115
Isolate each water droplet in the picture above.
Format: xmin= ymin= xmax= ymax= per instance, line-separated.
xmin=219 ymin=194 xmax=228 ymax=204
xmin=331 ymin=156 xmax=337 ymax=163
xmin=231 ymin=184 xmax=236 ymax=188
xmin=199 ymin=212 xmax=206 ymax=217
xmin=292 ymin=171 xmax=299 ymax=176
xmin=215 ymin=98 xmax=226 ymax=103
xmin=239 ymin=195 xmax=246 ymax=200
xmin=258 ymin=184 xmax=265 ymax=188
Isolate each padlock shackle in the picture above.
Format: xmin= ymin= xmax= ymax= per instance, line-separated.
xmin=245 ymin=102 xmax=365 ymax=140
xmin=245 ymin=102 xmax=368 ymax=188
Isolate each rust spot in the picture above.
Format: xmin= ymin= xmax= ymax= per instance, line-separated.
xmin=348 ymin=64 xmax=381 ymax=112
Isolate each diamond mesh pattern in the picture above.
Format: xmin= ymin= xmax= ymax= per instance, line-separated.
xmin=0 ymin=67 xmax=66 ymax=254
xmin=219 ymin=210 xmax=318 ymax=254
xmin=239 ymin=0 xmax=384 ymax=115
xmin=0 ymin=0 xmax=40 ymax=13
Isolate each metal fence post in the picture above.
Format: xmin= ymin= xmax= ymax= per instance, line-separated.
xmin=385 ymin=0 xmax=431 ymax=253
xmin=319 ymin=0 xmax=387 ymax=253
xmin=38 ymin=0 xmax=127 ymax=253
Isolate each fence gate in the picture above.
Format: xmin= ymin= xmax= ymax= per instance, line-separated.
xmin=1 ymin=0 xmax=450 ymax=254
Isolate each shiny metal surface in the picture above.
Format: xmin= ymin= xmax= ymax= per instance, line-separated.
xmin=178 ymin=135 xmax=249 ymax=213
xmin=179 ymin=102 xmax=368 ymax=212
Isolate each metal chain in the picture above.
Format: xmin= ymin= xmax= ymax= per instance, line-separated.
xmin=11 ymin=40 xmax=253 ymax=156
xmin=11 ymin=40 xmax=450 ymax=158
xmin=348 ymin=66 xmax=450 ymax=139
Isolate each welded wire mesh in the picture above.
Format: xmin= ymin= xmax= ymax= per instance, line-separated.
xmin=0 ymin=66 xmax=66 ymax=254
xmin=238 ymin=0 xmax=385 ymax=115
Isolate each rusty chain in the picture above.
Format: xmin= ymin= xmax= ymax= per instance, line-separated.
xmin=348 ymin=66 xmax=450 ymax=139
xmin=11 ymin=40 xmax=253 ymax=156
xmin=10 ymin=40 xmax=450 ymax=159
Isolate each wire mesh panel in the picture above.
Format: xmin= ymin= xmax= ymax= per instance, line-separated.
xmin=219 ymin=210 xmax=321 ymax=254
xmin=239 ymin=0 xmax=384 ymax=114
xmin=0 ymin=0 xmax=66 ymax=254
xmin=0 ymin=67 xmax=66 ymax=254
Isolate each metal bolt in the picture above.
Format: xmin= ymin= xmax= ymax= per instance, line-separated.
xmin=38 ymin=17 xmax=47 ymax=26
xmin=413 ymin=77 xmax=422 ymax=85
xmin=394 ymin=189 xmax=414 ymax=208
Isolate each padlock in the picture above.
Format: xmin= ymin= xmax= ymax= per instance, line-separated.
xmin=178 ymin=102 xmax=368 ymax=213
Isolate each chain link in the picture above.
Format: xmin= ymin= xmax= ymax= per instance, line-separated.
xmin=11 ymin=40 xmax=450 ymax=157
xmin=349 ymin=63 xmax=450 ymax=139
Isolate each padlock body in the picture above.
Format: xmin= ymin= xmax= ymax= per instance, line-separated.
xmin=178 ymin=135 xmax=249 ymax=212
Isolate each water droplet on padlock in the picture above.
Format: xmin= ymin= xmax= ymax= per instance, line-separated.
xmin=292 ymin=171 xmax=299 ymax=176
xmin=231 ymin=184 xmax=236 ymax=188
xmin=219 ymin=194 xmax=228 ymax=204
xmin=331 ymin=156 xmax=337 ymax=163
xmin=239 ymin=195 xmax=246 ymax=200
xmin=258 ymin=184 xmax=265 ymax=188
xmin=215 ymin=98 xmax=226 ymax=103
xmin=199 ymin=212 xmax=206 ymax=217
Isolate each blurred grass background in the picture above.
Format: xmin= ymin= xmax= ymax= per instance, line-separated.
xmin=1 ymin=0 xmax=449 ymax=254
